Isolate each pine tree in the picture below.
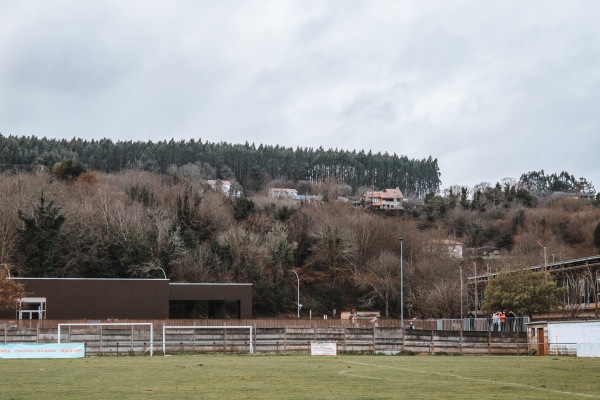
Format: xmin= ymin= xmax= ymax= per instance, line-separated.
xmin=594 ymin=222 xmax=600 ymax=250
xmin=17 ymin=193 xmax=66 ymax=277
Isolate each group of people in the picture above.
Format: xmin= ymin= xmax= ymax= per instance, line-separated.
xmin=489 ymin=310 xmax=518 ymax=332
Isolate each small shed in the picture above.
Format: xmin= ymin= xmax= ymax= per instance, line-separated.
xmin=526 ymin=320 xmax=600 ymax=357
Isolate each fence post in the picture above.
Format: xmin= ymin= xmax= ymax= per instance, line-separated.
xmin=430 ymin=329 xmax=434 ymax=355
xmin=400 ymin=327 xmax=405 ymax=352
xmin=372 ymin=325 xmax=376 ymax=353
xmin=488 ymin=328 xmax=491 ymax=355
xmin=459 ymin=322 xmax=463 ymax=355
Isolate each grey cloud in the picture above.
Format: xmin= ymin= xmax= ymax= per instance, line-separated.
xmin=1 ymin=0 xmax=599 ymax=188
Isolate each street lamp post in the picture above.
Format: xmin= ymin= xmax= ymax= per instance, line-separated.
xmin=460 ymin=266 xmax=464 ymax=320
xmin=536 ymin=241 xmax=548 ymax=270
xmin=289 ymin=269 xmax=300 ymax=318
xmin=399 ymin=238 xmax=404 ymax=330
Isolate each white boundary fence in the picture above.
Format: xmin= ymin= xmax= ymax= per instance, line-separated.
xmin=162 ymin=326 xmax=254 ymax=355
xmin=58 ymin=323 xmax=154 ymax=356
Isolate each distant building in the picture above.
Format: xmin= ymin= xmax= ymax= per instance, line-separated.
xmin=474 ymin=246 xmax=500 ymax=257
xmin=208 ymin=180 xmax=241 ymax=197
xmin=269 ymin=188 xmax=322 ymax=203
xmin=364 ymin=188 xmax=404 ymax=209
xmin=429 ymin=239 xmax=463 ymax=258
xmin=208 ymin=179 xmax=231 ymax=193
xmin=468 ymin=255 xmax=600 ymax=321
xmin=269 ymin=188 xmax=298 ymax=199
xmin=551 ymin=191 xmax=596 ymax=201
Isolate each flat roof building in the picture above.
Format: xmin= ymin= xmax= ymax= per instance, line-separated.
xmin=0 ymin=278 xmax=252 ymax=320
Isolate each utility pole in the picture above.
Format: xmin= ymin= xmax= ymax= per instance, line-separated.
xmin=460 ymin=266 xmax=464 ymax=320
xmin=399 ymin=238 xmax=404 ymax=330
xmin=289 ymin=269 xmax=300 ymax=318
xmin=473 ymin=261 xmax=478 ymax=316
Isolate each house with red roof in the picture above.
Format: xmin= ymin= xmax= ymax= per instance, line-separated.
xmin=364 ymin=187 xmax=404 ymax=210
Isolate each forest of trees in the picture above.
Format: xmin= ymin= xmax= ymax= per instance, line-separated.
xmin=0 ymin=134 xmax=441 ymax=197
xmin=1 ymin=162 xmax=599 ymax=318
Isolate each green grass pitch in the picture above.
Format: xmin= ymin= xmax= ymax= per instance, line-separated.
xmin=1 ymin=354 xmax=599 ymax=399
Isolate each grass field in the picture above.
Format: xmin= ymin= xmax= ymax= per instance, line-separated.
xmin=1 ymin=354 xmax=599 ymax=399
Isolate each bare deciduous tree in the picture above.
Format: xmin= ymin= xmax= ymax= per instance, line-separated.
xmin=355 ymin=251 xmax=399 ymax=317
xmin=0 ymin=268 xmax=26 ymax=311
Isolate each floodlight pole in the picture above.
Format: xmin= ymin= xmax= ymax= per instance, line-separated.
xmin=399 ymin=238 xmax=404 ymax=330
xmin=289 ymin=269 xmax=300 ymax=318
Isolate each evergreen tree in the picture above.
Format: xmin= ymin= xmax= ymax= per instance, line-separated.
xmin=16 ymin=193 xmax=66 ymax=277
xmin=482 ymin=270 xmax=562 ymax=318
xmin=51 ymin=159 xmax=86 ymax=181
xmin=0 ymin=134 xmax=443 ymax=197
xmin=594 ymin=222 xmax=600 ymax=250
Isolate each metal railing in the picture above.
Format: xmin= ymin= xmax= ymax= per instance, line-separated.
xmin=1 ymin=317 xmax=530 ymax=332
xmin=411 ymin=317 xmax=530 ymax=333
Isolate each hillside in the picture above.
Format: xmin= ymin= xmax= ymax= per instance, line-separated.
xmin=2 ymin=168 xmax=599 ymax=318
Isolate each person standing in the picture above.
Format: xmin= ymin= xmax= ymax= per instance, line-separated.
xmin=492 ymin=312 xmax=499 ymax=332
xmin=499 ymin=311 xmax=506 ymax=332
xmin=467 ymin=311 xmax=475 ymax=331
xmin=507 ymin=310 xmax=517 ymax=331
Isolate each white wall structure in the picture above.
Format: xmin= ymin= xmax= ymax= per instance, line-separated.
xmin=530 ymin=320 xmax=600 ymax=356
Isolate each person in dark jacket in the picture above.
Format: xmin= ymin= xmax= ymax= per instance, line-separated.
xmin=507 ymin=310 xmax=517 ymax=331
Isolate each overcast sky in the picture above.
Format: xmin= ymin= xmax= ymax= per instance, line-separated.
xmin=1 ymin=1 xmax=599 ymax=190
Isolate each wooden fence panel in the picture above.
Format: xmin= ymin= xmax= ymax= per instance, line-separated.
xmin=0 ymin=321 xmax=529 ymax=356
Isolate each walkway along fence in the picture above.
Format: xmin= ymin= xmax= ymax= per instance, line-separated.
xmin=1 ymin=317 xmax=530 ymax=331
xmin=1 ymin=319 xmax=529 ymax=356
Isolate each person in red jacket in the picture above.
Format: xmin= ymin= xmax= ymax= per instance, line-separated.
xmin=499 ymin=311 xmax=506 ymax=331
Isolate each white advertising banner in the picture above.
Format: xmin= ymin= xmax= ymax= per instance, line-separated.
xmin=577 ymin=344 xmax=600 ymax=358
xmin=310 ymin=342 xmax=337 ymax=356
xmin=0 ymin=343 xmax=85 ymax=359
